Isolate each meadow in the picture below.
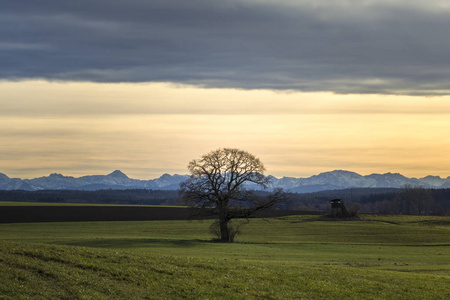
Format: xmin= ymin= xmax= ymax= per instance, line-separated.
xmin=0 ymin=208 xmax=449 ymax=299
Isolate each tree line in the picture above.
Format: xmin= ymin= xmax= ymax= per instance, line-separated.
xmin=1 ymin=186 xmax=449 ymax=216
xmin=288 ymin=186 xmax=450 ymax=216
xmin=0 ymin=189 xmax=181 ymax=206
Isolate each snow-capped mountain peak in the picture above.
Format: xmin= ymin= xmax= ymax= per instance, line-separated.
xmin=1 ymin=170 xmax=450 ymax=192
xmin=107 ymin=170 xmax=129 ymax=180
xmin=0 ymin=173 xmax=10 ymax=180
xmin=419 ymin=175 xmax=446 ymax=187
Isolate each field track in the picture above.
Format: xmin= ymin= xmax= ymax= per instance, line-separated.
xmin=0 ymin=205 xmax=312 ymax=223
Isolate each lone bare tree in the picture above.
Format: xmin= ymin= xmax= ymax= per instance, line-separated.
xmin=179 ymin=148 xmax=287 ymax=242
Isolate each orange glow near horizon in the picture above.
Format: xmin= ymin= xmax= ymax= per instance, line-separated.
xmin=1 ymin=80 xmax=450 ymax=179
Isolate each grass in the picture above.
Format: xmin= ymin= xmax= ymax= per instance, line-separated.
xmin=0 ymin=201 xmax=185 ymax=207
xmin=1 ymin=214 xmax=449 ymax=299
xmin=1 ymin=241 xmax=449 ymax=299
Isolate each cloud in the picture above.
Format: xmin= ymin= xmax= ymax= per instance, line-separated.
xmin=3 ymin=100 xmax=450 ymax=179
xmin=2 ymin=81 xmax=450 ymax=117
xmin=2 ymin=0 xmax=450 ymax=95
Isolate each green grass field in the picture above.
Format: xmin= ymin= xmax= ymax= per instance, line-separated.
xmin=1 ymin=213 xmax=449 ymax=299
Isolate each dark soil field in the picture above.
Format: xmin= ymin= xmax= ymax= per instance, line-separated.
xmin=0 ymin=204 xmax=313 ymax=223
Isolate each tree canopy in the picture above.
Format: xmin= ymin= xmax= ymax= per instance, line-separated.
xmin=179 ymin=148 xmax=287 ymax=242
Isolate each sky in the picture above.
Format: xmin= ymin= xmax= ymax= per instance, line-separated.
xmin=2 ymin=0 xmax=450 ymax=180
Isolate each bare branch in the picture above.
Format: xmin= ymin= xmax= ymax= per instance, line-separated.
xmin=179 ymin=148 xmax=287 ymax=242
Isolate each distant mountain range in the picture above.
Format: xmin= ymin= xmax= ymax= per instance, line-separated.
xmin=0 ymin=170 xmax=187 ymax=192
xmin=1 ymin=170 xmax=450 ymax=193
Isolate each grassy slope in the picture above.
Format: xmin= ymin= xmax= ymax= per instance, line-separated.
xmin=1 ymin=215 xmax=449 ymax=299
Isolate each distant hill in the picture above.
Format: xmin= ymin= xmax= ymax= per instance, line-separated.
xmin=1 ymin=169 xmax=450 ymax=193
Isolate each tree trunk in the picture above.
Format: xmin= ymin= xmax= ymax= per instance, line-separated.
xmin=219 ymin=212 xmax=230 ymax=242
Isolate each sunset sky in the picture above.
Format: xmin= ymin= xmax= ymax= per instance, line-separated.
xmin=2 ymin=1 xmax=450 ymax=179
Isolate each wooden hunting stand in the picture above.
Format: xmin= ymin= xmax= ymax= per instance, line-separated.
xmin=330 ymin=199 xmax=350 ymax=217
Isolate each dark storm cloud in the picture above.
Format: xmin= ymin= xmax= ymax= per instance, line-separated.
xmin=2 ymin=0 xmax=450 ymax=95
